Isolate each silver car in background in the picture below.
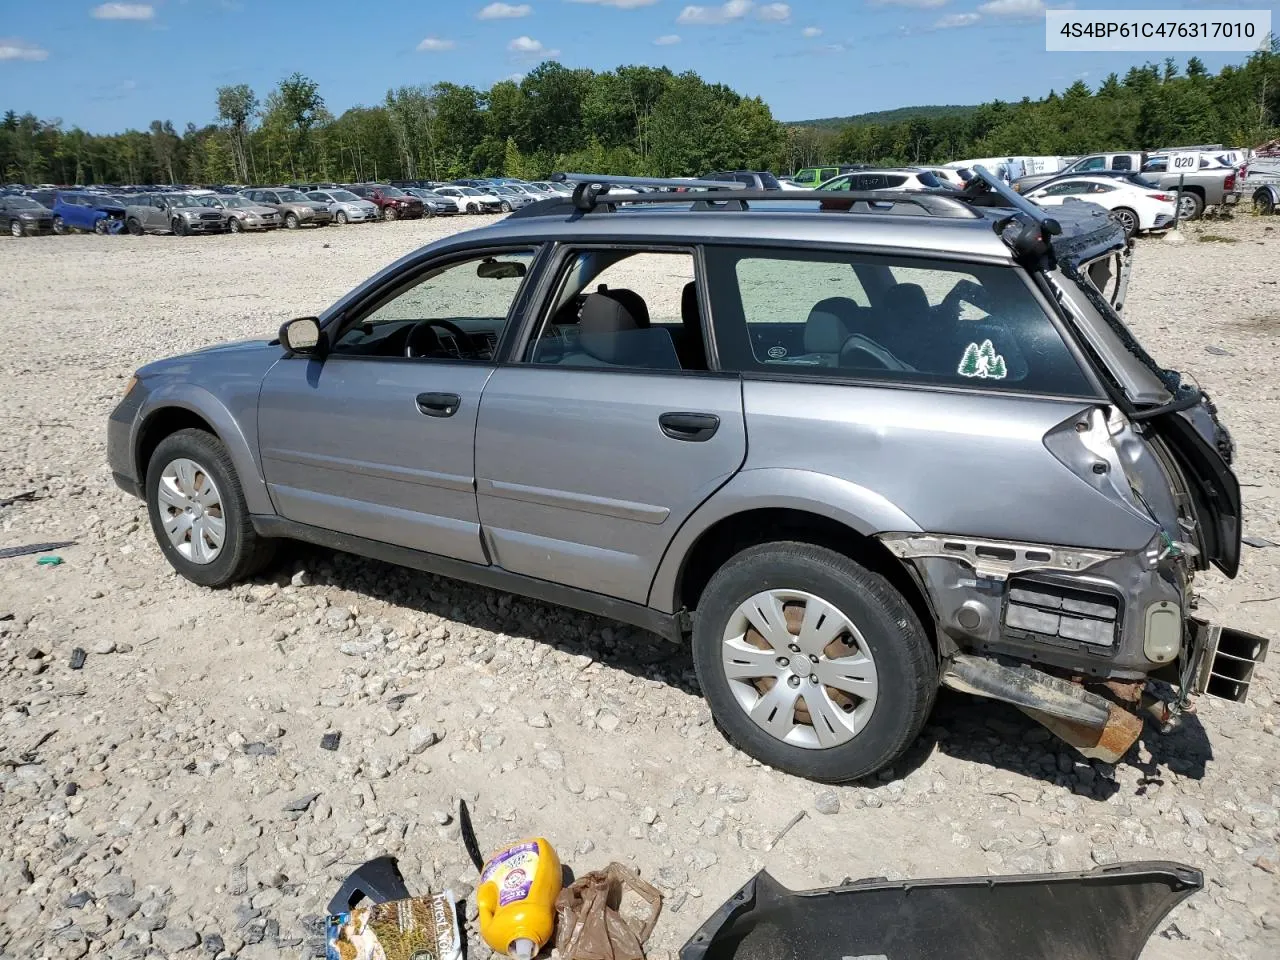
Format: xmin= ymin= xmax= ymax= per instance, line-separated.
xmin=403 ymin=188 xmax=459 ymax=216
xmin=307 ymin=189 xmax=380 ymax=225
xmin=239 ymin=187 xmax=333 ymax=229
xmin=198 ymin=194 xmax=280 ymax=232
xmin=122 ymin=192 xmax=229 ymax=235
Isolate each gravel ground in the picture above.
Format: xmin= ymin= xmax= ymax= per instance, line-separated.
xmin=1 ymin=214 xmax=1278 ymax=960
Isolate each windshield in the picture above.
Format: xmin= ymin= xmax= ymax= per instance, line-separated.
xmin=758 ymin=172 xmax=782 ymax=189
xmin=8 ymin=196 xmax=42 ymax=209
xmin=459 ymin=187 xmax=483 ymax=196
xmin=329 ymin=190 xmax=359 ymax=202
xmin=165 ymin=194 xmax=203 ymax=207
xmin=277 ymin=190 xmax=306 ymax=202
xmin=380 ymin=186 xmax=407 ymax=198
xmin=915 ymin=171 xmax=943 ymax=188
xmin=216 ymin=195 xmax=251 ymax=208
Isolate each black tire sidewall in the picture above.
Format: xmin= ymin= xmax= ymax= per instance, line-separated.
xmin=144 ymin=429 xmax=255 ymax=588
xmin=127 ymin=218 xmax=143 ymax=236
xmin=692 ymin=544 xmax=936 ymax=783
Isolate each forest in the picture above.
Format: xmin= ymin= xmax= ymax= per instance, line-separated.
xmin=2 ymin=45 xmax=1278 ymax=187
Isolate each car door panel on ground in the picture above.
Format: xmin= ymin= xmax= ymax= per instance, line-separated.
xmin=256 ymin=247 xmax=538 ymax=566
xmin=473 ymin=248 xmax=747 ymax=604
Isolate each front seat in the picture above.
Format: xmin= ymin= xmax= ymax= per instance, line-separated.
xmin=803 ymin=296 xmax=861 ymax=360
xmin=677 ymin=281 xmax=707 ymax=370
xmin=564 ymin=291 xmax=679 ymax=369
xmin=877 ymin=283 xmax=934 ymax=369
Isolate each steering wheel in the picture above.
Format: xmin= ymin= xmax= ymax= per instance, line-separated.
xmin=404 ymin=319 xmax=470 ymax=358
xmin=839 ymin=334 xmax=909 ymax=372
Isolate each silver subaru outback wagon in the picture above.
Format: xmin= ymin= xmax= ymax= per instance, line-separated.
xmin=107 ymin=171 xmax=1266 ymax=783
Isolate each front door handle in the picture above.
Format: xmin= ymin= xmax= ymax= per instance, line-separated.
xmin=659 ymin=412 xmax=720 ymax=442
xmin=416 ymin=392 xmax=461 ymax=418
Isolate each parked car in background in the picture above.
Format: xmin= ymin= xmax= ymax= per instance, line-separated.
xmin=528 ymin=180 xmax=573 ymax=196
xmin=431 ymin=185 xmax=502 ymax=214
xmin=917 ymin=167 xmax=967 ymax=189
xmin=1253 ymin=182 xmax=1279 ymax=215
xmin=306 ymin=188 xmax=381 ymax=225
xmin=0 ymin=194 xmax=55 ymax=236
xmin=1023 ymin=176 xmax=1176 ymax=238
xmin=480 ymin=185 xmax=533 ymax=212
xmin=240 ymin=188 xmax=333 ymax=229
xmin=706 ymin=171 xmax=784 ymax=190
xmin=343 ymin=184 xmax=426 ymax=221
xmin=197 ymin=194 xmax=282 ymax=232
xmin=24 ymin=188 xmax=59 ymax=209
xmin=1013 ymin=153 xmax=1144 ymax=193
xmin=788 ymin=165 xmax=868 ymax=188
xmin=51 ymin=191 xmax=127 ymax=234
xmin=819 ymin=169 xmax=949 ymax=192
xmin=120 ymin=193 xmax=229 ymax=235
xmin=402 ymin=188 xmax=460 ymax=215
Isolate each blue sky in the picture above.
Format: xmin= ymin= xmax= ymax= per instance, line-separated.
xmin=0 ymin=1 xmax=1262 ymax=132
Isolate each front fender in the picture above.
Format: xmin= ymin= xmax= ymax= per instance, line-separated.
xmin=135 ymin=382 xmax=274 ymax=515
xmin=647 ymin=467 xmax=922 ymax=613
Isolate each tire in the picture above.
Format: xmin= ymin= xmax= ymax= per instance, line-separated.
xmin=1110 ymin=206 xmax=1138 ymax=239
xmin=126 ymin=218 xmax=144 ymax=236
xmin=1177 ymin=191 xmax=1205 ymax=221
xmin=144 ymin=428 xmax=276 ymax=588
xmin=173 ymin=218 xmax=188 ymax=237
xmin=228 ymin=217 xmax=244 ymax=234
xmin=10 ymin=219 xmax=23 ymax=238
xmin=423 ymin=204 xmax=436 ymax=219
xmin=335 ymin=210 xmax=348 ymax=225
xmin=383 ymin=206 xmax=399 ymax=222
xmin=1255 ymin=189 xmax=1276 ymax=216
xmin=500 ymin=201 xmax=512 ymax=213
xmin=52 ymin=216 xmax=67 ymax=236
xmin=691 ymin=542 xmax=937 ymax=783
xmin=284 ymin=212 xmax=299 ymax=229
xmin=94 ymin=218 xmax=110 ymax=235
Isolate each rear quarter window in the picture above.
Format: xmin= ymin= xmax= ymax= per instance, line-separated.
xmin=702 ymin=246 xmax=1097 ymax=397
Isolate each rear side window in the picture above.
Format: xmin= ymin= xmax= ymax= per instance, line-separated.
xmin=702 ymin=246 xmax=1096 ymax=396
xmin=915 ymin=171 xmax=942 ymax=188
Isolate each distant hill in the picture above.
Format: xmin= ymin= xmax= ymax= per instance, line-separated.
xmin=789 ymin=105 xmax=979 ymax=129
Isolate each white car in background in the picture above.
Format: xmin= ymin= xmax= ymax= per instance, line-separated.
xmin=917 ymin=167 xmax=967 ymax=189
xmin=307 ymin=188 xmax=380 ymax=224
xmin=818 ymin=168 xmax=952 ymax=192
xmin=1023 ymin=175 xmax=1176 ymax=238
xmin=432 ymin=186 xmax=502 ymax=214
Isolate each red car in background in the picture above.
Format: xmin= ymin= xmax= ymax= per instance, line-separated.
xmin=343 ymin=184 xmax=425 ymax=221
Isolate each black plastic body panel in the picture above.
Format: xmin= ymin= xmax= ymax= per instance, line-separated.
xmin=680 ymin=862 xmax=1202 ymax=960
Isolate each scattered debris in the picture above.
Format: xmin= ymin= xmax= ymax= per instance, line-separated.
xmin=0 ymin=541 xmax=75 ymax=560
xmin=36 ymin=556 xmax=62 ymax=567
xmin=68 ymin=648 xmax=87 ymax=670
xmin=282 ymin=792 xmax=320 ymax=813
xmin=0 ymin=490 xmax=38 ymax=508
xmin=1205 ymin=345 xmax=1233 ymax=356
xmin=320 ymin=732 xmax=342 ymax=751
xmin=556 ymin=863 xmax=663 ymax=960
xmin=1243 ymin=535 xmax=1277 ymax=548
xmin=766 ymin=810 xmax=807 ymax=851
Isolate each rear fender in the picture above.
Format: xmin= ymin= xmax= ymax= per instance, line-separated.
xmin=136 ymin=383 xmax=273 ymax=515
xmin=647 ymin=467 xmax=920 ymax=613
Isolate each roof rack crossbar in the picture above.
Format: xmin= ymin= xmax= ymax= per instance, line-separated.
xmin=552 ymin=172 xmax=745 ymax=191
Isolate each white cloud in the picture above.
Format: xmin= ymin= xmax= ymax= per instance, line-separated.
xmin=934 ymin=12 xmax=980 ymax=27
xmin=978 ymin=0 xmax=1045 ymax=17
xmin=654 ymin=34 xmax=682 ymax=45
xmin=677 ymin=0 xmax=753 ymax=25
xmin=417 ymin=36 xmax=456 ymax=51
xmin=0 ymin=38 xmax=49 ymax=61
xmin=802 ymin=26 xmax=822 ymax=37
xmin=478 ymin=2 xmax=532 ymax=18
xmin=508 ymin=35 xmax=561 ymax=56
xmin=868 ymin=0 xmax=947 ymax=8
xmin=567 ymin=0 xmax=659 ymax=7
xmin=91 ymin=3 xmax=155 ymax=20
xmin=757 ymin=2 xmax=790 ymax=20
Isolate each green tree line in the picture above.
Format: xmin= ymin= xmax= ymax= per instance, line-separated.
xmin=2 ymin=48 xmax=1277 ymax=187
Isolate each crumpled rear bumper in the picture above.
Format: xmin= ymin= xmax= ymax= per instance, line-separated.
xmin=681 ymin=862 xmax=1202 ymax=960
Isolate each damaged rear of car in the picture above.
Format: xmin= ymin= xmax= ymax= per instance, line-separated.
xmin=874 ymin=172 xmax=1266 ymax=764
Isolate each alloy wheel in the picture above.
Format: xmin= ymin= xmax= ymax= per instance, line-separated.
xmin=156 ymin=457 xmax=226 ymax=565
xmin=720 ymin=589 xmax=879 ymax=749
xmin=1110 ymin=208 xmax=1137 ymax=237
xmin=9 ymin=220 xmax=22 ymax=238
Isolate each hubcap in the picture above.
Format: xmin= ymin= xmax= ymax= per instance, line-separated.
xmin=10 ymin=221 xmax=21 ymax=237
xmin=720 ymin=589 xmax=878 ymax=749
xmin=157 ymin=458 xmax=226 ymax=564
xmin=1178 ymin=196 xmax=1197 ymax=218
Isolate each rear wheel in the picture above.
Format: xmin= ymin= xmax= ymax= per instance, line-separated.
xmin=144 ymin=428 xmax=276 ymax=588
xmin=173 ymin=218 xmax=188 ymax=237
xmin=1255 ymin=189 xmax=1276 ymax=216
xmin=10 ymin=219 xmax=24 ymax=238
xmin=335 ymin=210 xmax=348 ymax=225
xmin=52 ymin=216 xmax=67 ymax=235
xmin=1110 ymin=206 xmax=1139 ymax=238
xmin=126 ymin=218 xmax=144 ymax=236
xmin=691 ymin=542 xmax=937 ymax=783
xmin=1177 ymin=191 xmax=1205 ymax=221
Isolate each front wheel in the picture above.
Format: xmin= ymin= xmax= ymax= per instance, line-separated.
xmin=691 ymin=542 xmax=937 ymax=783
xmin=173 ymin=218 xmax=188 ymax=237
xmin=52 ymin=216 xmax=67 ymax=235
xmin=1110 ymin=206 xmax=1138 ymax=238
xmin=500 ymin=201 xmax=512 ymax=213
xmin=94 ymin=218 xmax=110 ymax=235
xmin=335 ymin=210 xmax=348 ymax=225
xmin=383 ymin=206 xmax=399 ymax=222
xmin=284 ymin=212 xmax=299 ymax=229
xmin=228 ymin=217 xmax=244 ymax=234
xmin=10 ymin=219 xmax=24 ymax=238
xmin=145 ymin=428 xmax=276 ymax=587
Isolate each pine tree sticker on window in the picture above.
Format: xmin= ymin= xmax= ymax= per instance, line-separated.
xmin=958 ymin=339 xmax=1007 ymax=379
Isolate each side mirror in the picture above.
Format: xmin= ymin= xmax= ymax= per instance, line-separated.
xmin=280 ymin=317 xmax=324 ymax=356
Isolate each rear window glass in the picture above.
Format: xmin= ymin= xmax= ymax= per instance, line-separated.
xmin=915 ymin=171 xmax=942 ymax=188
xmin=702 ymin=246 xmax=1096 ymax=396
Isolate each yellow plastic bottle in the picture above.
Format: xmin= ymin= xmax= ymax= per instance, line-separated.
xmin=477 ymin=837 xmax=562 ymax=960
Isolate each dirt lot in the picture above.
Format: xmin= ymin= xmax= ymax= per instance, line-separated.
xmin=1 ymin=213 xmax=1278 ymax=960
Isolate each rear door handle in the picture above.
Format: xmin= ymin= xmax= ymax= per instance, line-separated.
xmin=659 ymin=412 xmax=720 ymax=442
xmin=416 ymin=392 xmax=461 ymax=418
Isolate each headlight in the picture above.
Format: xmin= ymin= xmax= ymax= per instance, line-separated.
xmin=122 ymin=375 xmax=138 ymax=397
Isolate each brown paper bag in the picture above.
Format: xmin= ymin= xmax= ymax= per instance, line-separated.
xmin=555 ymin=863 xmax=663 ymax=960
